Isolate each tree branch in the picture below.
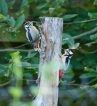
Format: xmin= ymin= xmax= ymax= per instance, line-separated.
xmin=0 ymin=48 xmax=35 ymax=52
xmin=14 ymin=43 xmax=29 ymax=48
xmin=1 ymin=18 xmax=97 ymax=26
xmin=73 ymin=27 xmax=97 ymax=40
xmin=0 ymin=77 xmax=36 ymax=87
xmin=64 ymin=18 xmax=97 ymax=25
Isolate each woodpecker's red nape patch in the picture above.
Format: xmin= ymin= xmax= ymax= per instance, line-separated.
xmin=25 ymin=21 xmax=31 ymax=25
xmin=59 ymin=70 xmax=63 ymax=80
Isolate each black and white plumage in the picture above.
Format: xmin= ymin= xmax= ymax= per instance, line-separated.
xmin=60 ymin=49 xmax=73 ymax=73
xmin=24 ymin=21 xmax=40 ymax=50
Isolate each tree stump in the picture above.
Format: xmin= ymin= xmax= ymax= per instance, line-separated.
xmin=33 ymin=17 xmax=63 ymax=106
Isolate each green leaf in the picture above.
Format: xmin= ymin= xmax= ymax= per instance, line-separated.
xmin=20 ymin=0 xmax=28 ymax=9
xmin=0 ymin=0 xmax=8 ymax=16
xmin=14 ymin=14 xmax=25 ymax=30
xmin=96 ymin=66 xmax=97 ymax=71
xmin=0 ymin=14 xmax=5 ymax=19
xmin=7 ymin=0 xmax=15 ymax=7
xmin=36 ymin=4 xmax=47 ymax=9
xmin=10 ymin=51 xmax=20 ymax=59
xmin=21 ymin=62 xmax=38 ymax=69
xmin=88 ymin=12 xmax=92 ymax=19
xmin=46 ymin=0 xmax=51 ymax=2
xmin=30 ymin=86 xmax=39 ymax=96
xmin=0 ymin=65 xmax=6 ymax=72
xmin=94 ymin=0 xmax=97 ymax=5
xmin=28 ymin=0 xmax=35 ymax=3
xmin=80 ymin=73 xmax=97 ymax=79
xmin=0 ymin=64 xmax=8 ymax=77
xmin=90 ymin=33 xmax=97 ymax=40
xmin=11 ymin=32 xmax=17 ymax=39
xmin=88 ymin=77 xmax=97 ymax=84
xmin=9 ymin=87 xmax=23 ymax=98
xmin=23 ymin=53 xmax=37 ymax=60
xmin=49 ymin=8 xmax=55 ymax=14
xmin=63 ymin=33 xmax=74 ymax=45
xmin=21 ymin=62 xmax=31 ymax=67
xmin=92 ymin=84 xmax=97 ymax=88
xmin=63 ymin=72 xmax=74 ymax=79
xmin=88 ymin=12 xmax=97 ymax=19
xmin=63 ymin=14 xmax=78 ymax=20
xmin=84 ymin=67 xmax=95 ymax=72
xmin=31 ymin=64 xmax=39 ymax=68
xmin=16 ymin=10 xmax=24 ymax=15
xmin=7 ymin=17 xmax=15 ymax=27
xmin=0 ymin=14 xmax=8 ymax=21
xmin=42 ymin=10 xmax=48 ymax=14
xmin=0 ymin=23 xmax=7 ymax=27
xmin=23 ymin=73 xmax=32 ymax=78
xmin=69 ymin=43 xmax=80 ymax=49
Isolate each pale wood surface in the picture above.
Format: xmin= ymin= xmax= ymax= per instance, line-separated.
xmin=33 ymin=17 xmax=63 ymax=106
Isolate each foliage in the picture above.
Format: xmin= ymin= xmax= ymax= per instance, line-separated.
xmin=0 ymin=0 xmax=97 ymax=106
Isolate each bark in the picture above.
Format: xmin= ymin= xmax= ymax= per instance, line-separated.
xmin=33 ymin=17 xmax=63 ymax=106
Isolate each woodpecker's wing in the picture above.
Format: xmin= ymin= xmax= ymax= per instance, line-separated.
xmin=30 ymin=26 xmax=40 ymax=41
xmin=61 ymin=55 xmax=70 ymax=73
xmin=63 ymin=61 xmax=70 ymax=73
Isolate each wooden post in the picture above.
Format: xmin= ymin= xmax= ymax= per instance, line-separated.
xmin=33 ymin=17 xmax=63 ymax=106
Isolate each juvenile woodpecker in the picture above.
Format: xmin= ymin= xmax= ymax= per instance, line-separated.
xmin=59 ymin=49 xmax=73 ymax=79
xmin=24 ymin=21 xmax=40 ymax=51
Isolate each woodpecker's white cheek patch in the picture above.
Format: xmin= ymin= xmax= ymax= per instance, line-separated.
xmin=69 ymin=51 xmax=73 ymax=55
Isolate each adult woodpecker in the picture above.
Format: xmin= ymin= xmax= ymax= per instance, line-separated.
xmin=24 ymin=21 xmax=40 ymax=51
xmin=59 ymin=49 xmax=73 ymax=79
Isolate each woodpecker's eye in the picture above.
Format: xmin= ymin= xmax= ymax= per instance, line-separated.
xmin=25 ymin=21 xmax=29 ymax=25
xmin=25 ymin=21 xmax=32 ymax=28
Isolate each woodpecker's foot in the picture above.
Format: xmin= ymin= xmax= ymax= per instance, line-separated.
xmin=38 ymin=48 xmax=41 ymax=53
xmin=34 ymin=48 xmax=41 ymax=52
xmin=36 ymin=77 xmax=40 ymax=84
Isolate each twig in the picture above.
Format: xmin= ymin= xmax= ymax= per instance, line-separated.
xmin=1 ymin=18 xmax=97 ymax=25
xmin=64 ymin=18 xmax=97 ymax=25
xmin=0 ymin=80 xmax=12 ymax=87
xmin=62 ymin=83 xmax=91 ymax=88
xmin=77 ymin=47 xmax=97 ymax=54
xmin=17 ymin=78 xmax=37 ymax=82
xmin=0 ymin=77 xmax=37 ymax=87
xmin=0 ymin=48 xmax=35 ymax=52
xmin=73 ymin=27 xmax=97 ymax=40
xmin=14 ymin=43 xmax=29 ymax=49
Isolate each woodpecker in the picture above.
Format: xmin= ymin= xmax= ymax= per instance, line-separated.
xmin=24 ymin=21 xmax=40 ymax=51
xmin=59 ymin=49 xmax=73 ymax=79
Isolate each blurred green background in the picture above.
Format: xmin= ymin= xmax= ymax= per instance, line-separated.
xmin=0 ymin=0 xmax=97 ymax=106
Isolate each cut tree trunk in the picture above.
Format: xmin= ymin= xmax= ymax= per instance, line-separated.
xmin=33 ymin=17 xmax=63 ymax=106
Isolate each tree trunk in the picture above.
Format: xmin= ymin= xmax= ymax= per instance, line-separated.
xmin=33 ymin=17 xmax=63 ymax=106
